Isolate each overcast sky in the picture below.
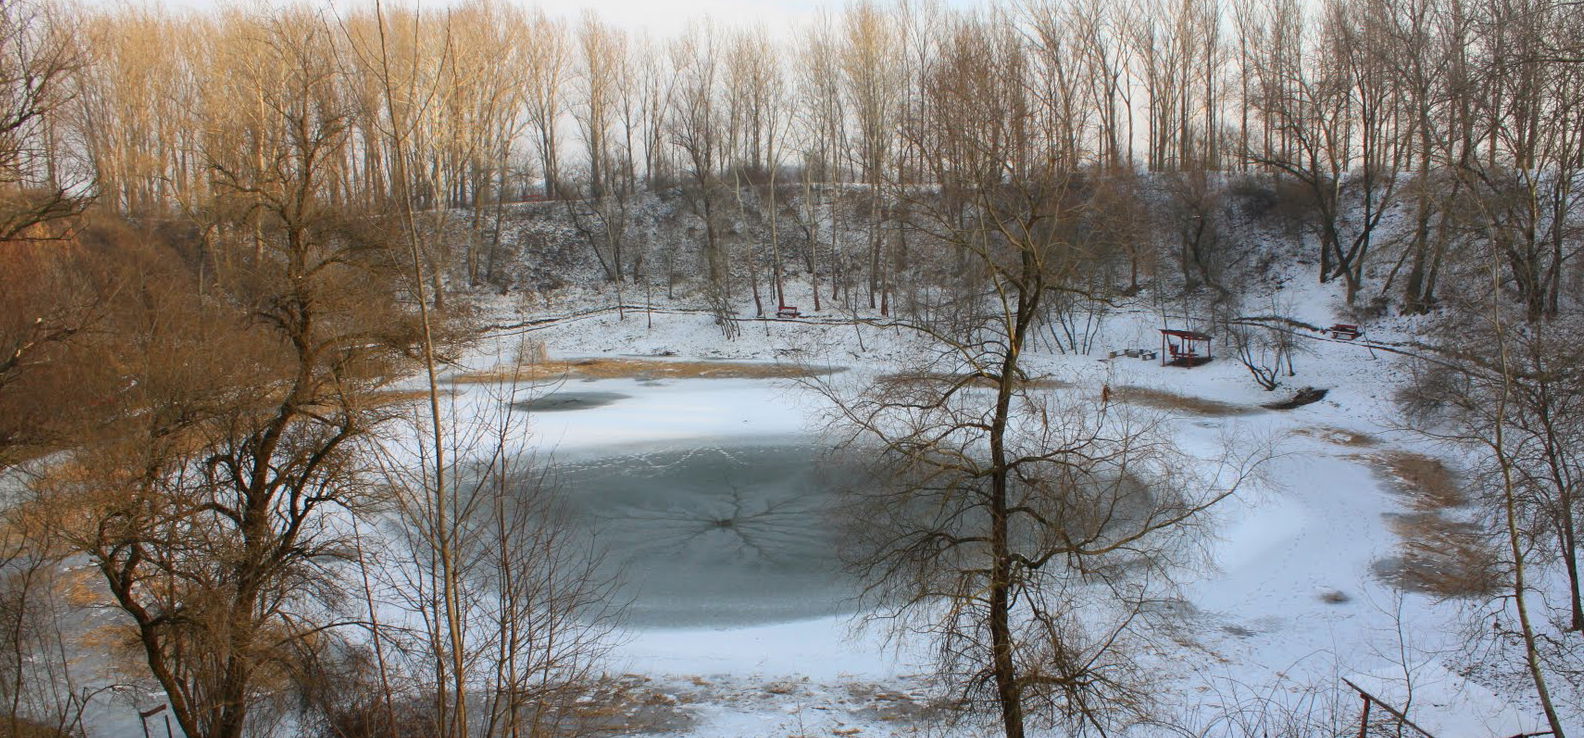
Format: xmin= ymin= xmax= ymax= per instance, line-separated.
xmin=142 ymin=0 xmax=986 ymax=37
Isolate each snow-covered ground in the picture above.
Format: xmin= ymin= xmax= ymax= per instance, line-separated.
xmin=430 ymin=280 xmax=1558 ymax=737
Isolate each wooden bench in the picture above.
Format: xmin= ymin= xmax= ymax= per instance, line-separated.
xmin=1329 ymin=323 xmax=1362 ymax=340
xmin=775 ymin=305 xmax=801 ymax=319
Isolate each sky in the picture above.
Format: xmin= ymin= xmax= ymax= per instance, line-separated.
xmin=142 ymin=0 xmax=950 ymax=37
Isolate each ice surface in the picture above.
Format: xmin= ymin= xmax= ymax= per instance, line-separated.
xmin=548 ymin=438 xmax=860 ymax=628
xmin=513 ymin=390 xmax=631 ymax=412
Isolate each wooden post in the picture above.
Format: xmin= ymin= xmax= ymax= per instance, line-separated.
xmin=1343 ymin=678 xmax=1437 ymax=738
xmin=137 ymin=704 xmax=167 ymax=738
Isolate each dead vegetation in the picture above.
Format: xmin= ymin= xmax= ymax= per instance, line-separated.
xmin=1293 ymin=426 xmax=1376 ymax=447
xmin=1112 ymin=385 xmax=1261 ymax=416
xmin=558 ymin=675 xmax=697 ymax=734
xmin=449 ymin=357 xmax=840 ymax=383
xmin=875 ymin=372 xmax=1071 ymax=390
xmin=843 ymin=681 xmax=954 ymax=724
xmin=555 ymin=674 xmax=951 ymax=736
xmin=1375 ymin=514 xmax=1501 ymax=598
xmin=367 ymin=389 xmax=456 ymax=406
xmin=0 ymin=719 xmax=71 ymax=737
xmin=1368 ymin=451 xmax=1466 ymax=511
xmin=1360 ymin=451 xmax=1500 ymax=597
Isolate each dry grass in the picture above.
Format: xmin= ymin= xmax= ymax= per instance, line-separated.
xmin=564 ymin=675 xmax=697 ymax=734
xmin=369 ymin=389 xmax=443 ymax=404
xmin=360 ymin=388 xmax=465 ymax=409
xmin=449 ymin=357 xmax=836 ymax=384
xmin=842 ymin=681 xmax=953 ymax=725
xmin=1293 ymin=426 xmax=1377 ymax=447
xmin=1359 ymin=450 xmax=1500 ymax=598
xmin=296 ymin=389 xmax=456 ymax=417
xmin=0 ymin=447 xmax=50 ymax=470
xmin=1376 ymin=513 xmax=1501 ymax=598
xmin=1365 ymin=451 xmax=1466 ymax=511
xmin=1113 ymin=385 xmax=1260 ymax=416
xmin=0 ymin=718 xmax=72 ymax=737
xmin=875 ymin=372 xmax=1071 ymax=390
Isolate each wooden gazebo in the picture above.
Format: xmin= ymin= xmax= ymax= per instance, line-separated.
xmin=1159 ymin=328 xmax=1213 ymax=367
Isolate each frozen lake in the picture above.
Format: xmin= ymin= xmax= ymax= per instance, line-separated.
xmin=508 ymin=376 xmax=864 ymax=629
xmin=550 ymin=438 xmax=858 ymax=627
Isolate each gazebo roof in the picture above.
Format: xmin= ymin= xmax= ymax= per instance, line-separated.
xmin=1159 ymin=328 xmax=1212 ymax=341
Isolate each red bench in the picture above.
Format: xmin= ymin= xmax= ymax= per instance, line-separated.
xmin=1329 ymin=323 xmax=1362 ymax=340
xmin=775 ymin=305 xmax=801 ymax=319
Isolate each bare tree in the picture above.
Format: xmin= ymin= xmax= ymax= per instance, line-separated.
xmin=45 ymin=13 xmax=424 ymax=737
xmin=0 ymin=241 xmax=104 ymax=468
xmin=0 ymin=0 xmax=84 ymax=230
xmin=72 ymin=5 xmax=195 ymax=215
xmin=0 ymin=466 xmax=95 ymax=736
xmin=814 ymin=19 xmax=1266 ymax=738
xmin=1241 ymin=0 xmax=1403 ymax=304
xmin=839 ymin=1 xmax=901 ymax=312
xmin=567 ymin=14 xmax=635 ymax=286
xmin=669 ymin=24 xmax=733 ymax=305
xmin=523 ymin=11 xmax=568 ymax=199
xmin=792 ymin=13 xmax=849 ymax=311
xmin=438 ymin=0 xmax=535 ymax=286
xmin=1219 ymin=304 xmax=1299 ymax=391
xmin=1399 ymin=296 xmax=1577 ymax=738
xmin=371 ymin=380 xmax=618 ymax=738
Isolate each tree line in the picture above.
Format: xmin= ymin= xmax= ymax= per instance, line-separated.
xmin=34 ymin=0 xmax=1579 ymax=318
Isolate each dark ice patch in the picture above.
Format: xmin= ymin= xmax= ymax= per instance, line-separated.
xmin=514 ymin=391 xmax=631 ymax=413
